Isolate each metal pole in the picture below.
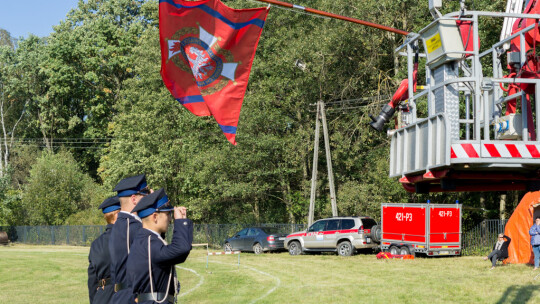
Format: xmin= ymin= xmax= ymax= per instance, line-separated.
xmin=308 ymin=101 xmax=321 ymax=227
xmin=473 ymin=14 xmax=482 ymax=140
xmin=483 ymin=90 xmax=490 ymax=140
xmin=254 ymin=0 xmax=409 ymax=36
xmin=406 ymin=43 xmax=415 ymax=123
xmin=465 ymin=93 xmax=470 ymax=140
xmin=320 ymin=101 xmax=338 ymax=217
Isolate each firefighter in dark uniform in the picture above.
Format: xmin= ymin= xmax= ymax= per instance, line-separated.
xmin=109 ymin=174 xmax=150 ymax=304
xmin=126 ymin=188 xmax=193 ymax=304
xmin=88 ymin=196 xmax=121 ymax=304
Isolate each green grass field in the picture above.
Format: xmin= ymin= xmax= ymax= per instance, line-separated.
xmin=1 ymin=244 xmax=539 ymax=303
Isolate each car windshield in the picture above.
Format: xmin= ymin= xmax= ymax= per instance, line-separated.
xmin=260 ymin=227 xmax=279 ymax=235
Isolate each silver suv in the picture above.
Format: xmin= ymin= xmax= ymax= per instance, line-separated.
xmin=284 ymin=216 xmax=380 ymax=256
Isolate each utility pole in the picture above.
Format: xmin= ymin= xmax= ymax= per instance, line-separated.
xmin=308 ymin=103 xmax=320 ymax=227
xmin=321 ymin=102 xmax=338 ymax=217
xmin=308 ymin=101 xmax=337 ymax=226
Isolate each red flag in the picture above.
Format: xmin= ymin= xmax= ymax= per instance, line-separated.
xmin=159 ymin=0 xmax=269 ymax=145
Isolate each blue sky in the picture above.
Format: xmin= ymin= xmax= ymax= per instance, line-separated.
xmin=0 ymin=0 xmax=80 ymax=38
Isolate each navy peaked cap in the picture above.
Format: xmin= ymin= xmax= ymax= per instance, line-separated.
xmin=132 ymin=188 xmax=173 ymax=218
xmin=113 ymin=174 xmax=148 ymax=197
xmin=98 ymin=196 xmax=121 ymax=214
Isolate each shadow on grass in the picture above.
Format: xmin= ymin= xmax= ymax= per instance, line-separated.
xmin=496 ymin=285 xmax=538 ymax=304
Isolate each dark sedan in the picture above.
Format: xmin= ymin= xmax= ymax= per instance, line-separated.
xmin=223 ymin=227 xmax=288 ymax=254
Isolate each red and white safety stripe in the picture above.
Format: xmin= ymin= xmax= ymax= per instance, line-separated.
xmin=451 ymin=143 xmax=540 ymax=159
xmin=207 ymin=251 xmax=241 ymax=256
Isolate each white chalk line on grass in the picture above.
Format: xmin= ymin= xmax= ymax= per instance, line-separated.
xmin=244 ymin=264 xmax=281 ymax=304
xmin=206 ymin=259 xmax=281 ymax=304
xmin=176 ymin=266 xmax=204 ymax=297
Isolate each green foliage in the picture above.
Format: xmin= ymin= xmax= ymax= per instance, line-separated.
xmin=337 ymin=148 xmax=409 ymax=221
xmin=0 ymin=28 xmax=16 ymax=49
xmin=0 ymin=146 xmax=40 ymax=225
xmin=0 ymin=34 xmax=49 ymax=141
xmin=37 ymin=0 xmax=155 ymax=173
xmin=0 ymin=166 xmax=23 ymax=226
xmin=8 ymin=145 xmax=41 ymax=189
xmin=21 ymin=150 xmax=100 ymax=225
xmin=65 ymin=207 xmax=107 ymax=226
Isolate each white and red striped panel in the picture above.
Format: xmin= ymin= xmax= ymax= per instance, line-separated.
xmin=451 ymin=143 xmax=540 ymax=159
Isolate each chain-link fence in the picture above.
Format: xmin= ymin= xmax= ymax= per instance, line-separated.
xmin=0 ymin=225 xmax=106 ymax=246
xmin=0 ymin=220 xmax=509 ymax=255
xmin=462 ymin=219 xmax=508 ymax=256
xmin=0 ymin=223 xmax=307 ymax=248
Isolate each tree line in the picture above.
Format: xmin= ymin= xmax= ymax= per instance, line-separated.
xmin=0 ymin=0 xmax=518 ymax=227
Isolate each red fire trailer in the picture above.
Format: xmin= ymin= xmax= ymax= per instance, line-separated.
xmin=380 ymin=203 xmax=462 ymax=256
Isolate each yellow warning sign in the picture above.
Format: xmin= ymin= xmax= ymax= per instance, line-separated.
xmin=426 ymin=33 xmax=442 ymax=54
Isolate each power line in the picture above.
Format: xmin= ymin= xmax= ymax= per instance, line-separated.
xmin=0 ymin=137 xmax=112 ymax=150
xmin=309 ymin=95 xmax=391 ymax=112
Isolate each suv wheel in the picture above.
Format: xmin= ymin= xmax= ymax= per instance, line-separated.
xmin=288 ymin=241 xmax=302 ymax=255
xmin=224 ymin=242 xmax=232 ymax=252
xmin=253 ymin=243 xmax=263 ymax=255
xmin=337 ymin=241 xmax=353 ymax=256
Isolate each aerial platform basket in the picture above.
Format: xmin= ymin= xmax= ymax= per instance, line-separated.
xmin=390 ymin=10 xmax=540 ymax=193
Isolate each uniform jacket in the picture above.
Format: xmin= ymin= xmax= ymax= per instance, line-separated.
xmin=492 ymin=234 xmax=511 ymax=259
xmin=530 ymin=224 xmax=540 ymax=246
xmin=109 ymin=212 xmax=142 ymax=304
xmin=88 ymin=224 xmax=114 ymax=304
xmin=126 ymin=219 xmax=193 ymax=304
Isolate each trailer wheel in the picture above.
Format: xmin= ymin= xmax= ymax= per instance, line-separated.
xmin=370 ymin=225 xmax=381 ymax=243
xmin=399 ymin=246 xmax=410 ymax=255
xmin=389 ymin=246 xmax=399 ymax=255
xmin=337 ymin=241 xmax=353 ymax=256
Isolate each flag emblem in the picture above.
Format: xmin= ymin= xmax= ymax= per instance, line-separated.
xmin=167 ymin=26 xmax=238 ymax=94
